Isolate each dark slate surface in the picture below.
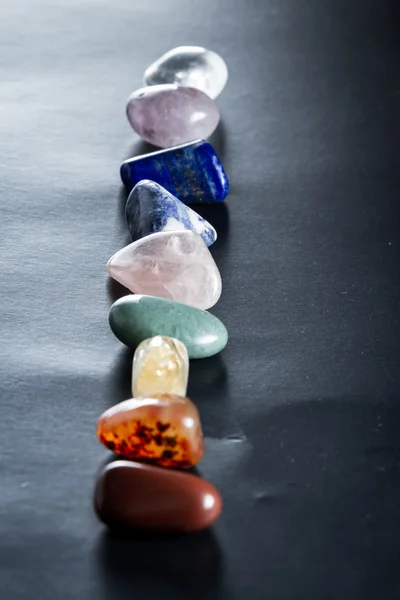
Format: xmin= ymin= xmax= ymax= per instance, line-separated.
xmin=1 ymin=1 xmax=399 ymax=598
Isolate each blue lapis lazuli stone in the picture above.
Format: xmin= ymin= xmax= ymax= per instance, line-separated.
xmin=125 ymin=180 xmax=217 ymax=246
xmin=120 ymin=139 xmax=229 ymax=204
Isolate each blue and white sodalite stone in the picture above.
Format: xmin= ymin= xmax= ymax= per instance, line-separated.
xmin=125 ymin=180 xmax=217 ymax=246
xmin=120 ymin=139 xmax=229 ymax=204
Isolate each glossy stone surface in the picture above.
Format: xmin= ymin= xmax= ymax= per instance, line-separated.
xmin=126 ymin=84 xmax=220 ymax=148
xmin=126 ymin=180 xmax=217 ymax=246
xmin=109 ymin=295 xmax=228 ymax=359
xmin=120 ymin=139 xmax=229 ymax=204
xmin=107 ymin=230 xmax=222 ymax=310
xmin=94 ymin=460 xmax=223 ymax=533
xmin=143 ymin=46 xmax=228 ymax=100
xmin=132 ymin=336 xmax=189 ymax=398
xmin=97 ymin=395 xmax=203 ymax=468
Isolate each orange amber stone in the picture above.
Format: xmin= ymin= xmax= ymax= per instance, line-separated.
xmin=97 ymin=394 xmax=204 ymax=468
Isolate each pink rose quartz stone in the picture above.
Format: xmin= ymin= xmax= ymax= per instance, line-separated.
xmin=126 ymin=84 xmax=220 ymax=148
xmin=107 ymin=230 xmax=222 ymax=310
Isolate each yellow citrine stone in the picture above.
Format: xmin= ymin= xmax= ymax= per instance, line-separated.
xmin=132 ymin=336 xmax=189 ymax=397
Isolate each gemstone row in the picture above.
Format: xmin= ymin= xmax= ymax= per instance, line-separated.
xmin=94 ymin=46 xmax=229 ymax=534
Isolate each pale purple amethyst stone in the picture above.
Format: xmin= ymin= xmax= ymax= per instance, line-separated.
xmin=126 ymin=84 xmax=220 ymax=148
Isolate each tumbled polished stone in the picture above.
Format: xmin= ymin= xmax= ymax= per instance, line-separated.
xmin=97 ymin=395 xmax=203 ymax=468
xmin=143 ymin=46 xmax=228 ymax=100
xmin=126 ymin=84 xmax=220 ymax=148
xmin=126 ymin=180 xmax=217 ymax=246
xmin=132 ymin=336 xmax=189 ymax=398
xmin=109 ymin=295 xmax=228 ymax=359
xmin=120 ymin=139 xmax=229 ymax=204
xmin=107 ymin=230 xmax=222 ymax=310
xmin=94 ymin=460 xmax=223 ymax=533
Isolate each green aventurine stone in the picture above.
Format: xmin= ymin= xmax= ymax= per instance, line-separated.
xmin=109 ymin=295 xmax=228 ymax=359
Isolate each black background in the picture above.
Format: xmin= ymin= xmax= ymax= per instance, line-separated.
xmin=1 ymin=1 xmax=400 ymax=598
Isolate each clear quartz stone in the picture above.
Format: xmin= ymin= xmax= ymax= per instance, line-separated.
xmin=143 ymin=46 xmax=228 ymax=99
xmin=132 ymin=336 xmax=189 ymax=398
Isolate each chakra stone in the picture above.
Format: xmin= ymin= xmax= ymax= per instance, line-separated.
xmin=107 ymin=230 xmax=222 ymax=310
xmin=143 ymin=46 xmax=228 ymax=100
xmin=120 ymin=139 xmax=229 ymax=204
xmin=109 ymin=295 xmax=228 ymax=359
xmin=126 ymin=180 xmax=217 ymax=246
xmin=132 ymin=336 xmax=189 ymax=398
xmin=97 ymin=395 xmax=203 ymax=468
xmin=94 ymin=460 xmax=223 ymax=533
xmin=126 ymin=84 xmax=220 ymax=148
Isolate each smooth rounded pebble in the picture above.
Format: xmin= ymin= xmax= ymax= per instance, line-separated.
xmin=132 ymin=336 xmax=189 ymax=398
xmin=109 ymin=294 xmax=228 ymax=359
xmin=120 ymin=139 xmax=229 ymax=204
xmin=94 ymin=460 xmax=223 ymax=533
xmin=143 ymin=45 xmax=228 ymax=99
xmin=125 ymin=180 xmax=217 ymax=246
xmin=97 ymin=395 xmax=203 ymax=469
xmin=126 ymin=84 xmax=220 ymax=148
xmin=107 ymin=230 xmax=222 ymax=310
